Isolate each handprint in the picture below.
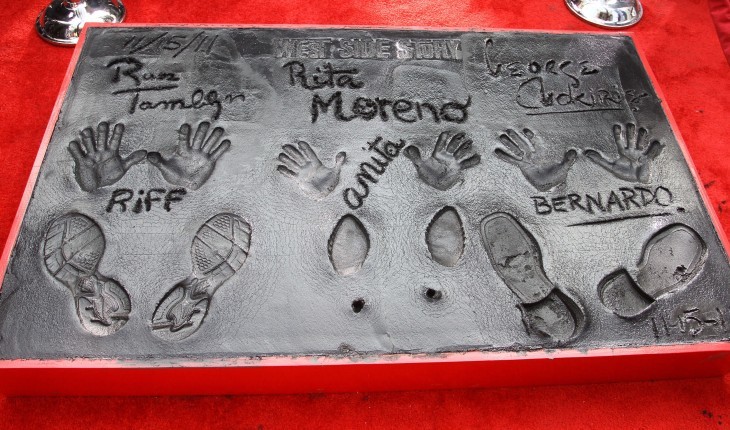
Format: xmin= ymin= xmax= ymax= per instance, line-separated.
xmin=276 ymin=141 xmax=346 ymax=199
xmin=67 ymin=122 xmax=147 ymax=191
xmin=584 ymin=123 xmax=664 ymax=183
xmin=404 ymin=131 xmax=481 ymax=191
xmin=147 ymin=121 xmax=231 ymax=190
xmin=494 ymin=128 xmax=577 ymax=192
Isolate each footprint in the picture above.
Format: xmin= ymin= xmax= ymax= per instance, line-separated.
xmin=328 ymin=214 xmax=369 ymax=276
xmin=151 ymin=213 xmax=251 ymax=341
xmin=426 ymin=206 xmax=465 ymax=267
xmin=480 ymin=212 xmax=586 ymax=343
xmin=519 ymin=289 xmax=585 ymax=343
xmin=43 ymin=213 xmax=130 ymax=336
xmin=597 ymin=270 xmax=653 ymax=318
xmin=599 ymin=224 xmax=707 ymax=318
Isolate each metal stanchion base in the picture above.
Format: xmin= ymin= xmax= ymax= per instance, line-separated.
xmin=36 ymin=0 xmax=125 ymax=45
xmin=565 ymin=0 xmax=642 ymax=28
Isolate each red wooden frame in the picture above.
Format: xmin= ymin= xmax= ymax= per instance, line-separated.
xmin=0 ymin=23 xmax=728 ymax=396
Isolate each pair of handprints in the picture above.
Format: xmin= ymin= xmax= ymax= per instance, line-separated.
xmin=495 ymin=123 xmax=664 ymax=191
xmin=276 ymin=131 xmax=482 ymax=198
xmin=68 ymin=121 xmax=231 ymax=191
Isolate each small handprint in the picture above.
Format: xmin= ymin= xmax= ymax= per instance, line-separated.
xmin=67 ymin=122 xmax=147 ymax=191
xmin=494 ymin=128 xmax=577 ymax=192
xmin=404 ymin=131 xmax=481 ymax=191
xmin=276 ymin=141 xmax=346 ymax=199
xmin=585 ymin=123 xmax=664 ymax=183
xmin=147 ymin=122 xmax=231 ymax=190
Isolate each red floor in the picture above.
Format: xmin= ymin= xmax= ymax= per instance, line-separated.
xmin=1 ymin=0 xmax=729 ymax=428
xmin=0 ymin=377 xmax=729 ymax=429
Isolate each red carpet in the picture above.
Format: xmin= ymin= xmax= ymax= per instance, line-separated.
xmin=710 ymin=0 xmax=730 ymax=62
xmin=1 ymin=0 xmax=729 ymax=428
xmin=1 ymin=378 xmax=730 ymax=429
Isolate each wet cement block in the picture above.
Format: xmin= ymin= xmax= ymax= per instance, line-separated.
xmin=1 ymin=27 xmax=729 ymax=361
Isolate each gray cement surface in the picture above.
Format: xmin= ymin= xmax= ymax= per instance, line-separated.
xmin=0 ymin=27 xmax=728 ymax=359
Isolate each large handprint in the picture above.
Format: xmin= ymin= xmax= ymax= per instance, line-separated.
xmin=68 ymin=122 xmax=147 ymax=191
xmin=404 ymin=131 xmax=481 ymax=191
xmin=276 ymin=141 xmax=346 ymax=199
xmin=584 ymin=123 xmax=664 ymax=183
xmin=494 ymin=128 xmax=578 ymax=192
xmin=147 ymin=122 xmax=231 ymax=190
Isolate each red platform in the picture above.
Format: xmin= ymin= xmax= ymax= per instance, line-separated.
xmin=0 ymin=0 xmax=729 ymax=427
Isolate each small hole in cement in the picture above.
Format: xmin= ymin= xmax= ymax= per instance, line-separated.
xmin=425 ymin=288 xmax=442 ymax=301
xmin=351 ymin=299 xmax=365 ymax=313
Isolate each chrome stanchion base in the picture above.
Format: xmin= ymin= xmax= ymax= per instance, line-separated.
xmin=565 ymin=0 xmax=642 ymax=28
xmin=36 ymin=0 xmax=126 ymax=46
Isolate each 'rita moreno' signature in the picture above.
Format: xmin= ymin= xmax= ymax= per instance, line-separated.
xmin=106 ymin=56 xmax=245 ymax=120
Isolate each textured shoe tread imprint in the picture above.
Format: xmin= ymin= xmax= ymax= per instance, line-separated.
xmin=42 ymin=213 xmax=130 ymax=336
xmin=635 ymin=224 xmax=707 ymax=299
xmin=328 ymin=214 xmax=370 ymax=276
xmin=519 ymin=289 xmax=586 ymax=343
xmin=480 ymin=212 xmax=586 ymax=343
xmin=151 ymin=282 xmax=210 ymax=334
xmin=426 ymin=206 xmax=465 ymax=267
xmin=480 ymin=213 xmax=553 ymax=304
xmin=77 ymin=277 xmax=131 ymax=328
xmin=192 ymin=214 xmax=251 ymax=277
xmin=598 ymin=224 xmax=708 ymax=318
xmin=43 ymin=215 xmax=104 ymax=277
xmin=598 ymin=269 xmax=654 ymax=318
xmin=42 ymin=226 xmax=73 ymax=276
xmin=152 ymin=213 xmax=251 ymax=341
